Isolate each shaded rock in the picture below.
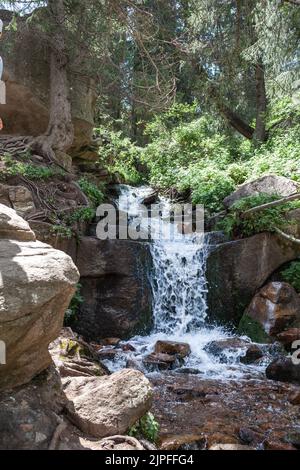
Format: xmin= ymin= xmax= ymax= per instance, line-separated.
xmin=240 ymin=345 xmax=264 ymax=365
xmin=239 ymin=427 xmax=264 ymax=445
xmin=0 ymin=184 xmax=35 ymax=217
xmin=284 ymin=430 xmax=300 ymax=449
xmin=288 ymin=390 xmax=300 ymax=405
xmin=140 ymin=191 xmax=159 ymax=206
xmin=76 ymin=238 xmax=153 ymax=340
xmin=0 ymin=206 xmax=79 ymax=390
xmin=154 ymin=340 xmax=191 ymax=358
xmin=277 ymin=328 xmax=300 ymax=348
xmin=64 ymin=369 xmax=153 ymax=438
xmin=266 ymin=357 xmax=300 ymax=384
xmin=223 ymin=175 xmax=299 ymax=209
xmin=243 ymin=282 xmax=300 ymax=338
xmin=161 ymin=434 xmax=207 ymax=451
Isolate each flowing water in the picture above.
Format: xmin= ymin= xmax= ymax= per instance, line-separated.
xmin=105 ymin=185 xmax=264 ymax=379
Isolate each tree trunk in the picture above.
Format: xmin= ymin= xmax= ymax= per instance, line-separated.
xmin=33 ymin=0 xmax=74 ymax=160
xmin=253 ymin=61 xmax=267 ymax=143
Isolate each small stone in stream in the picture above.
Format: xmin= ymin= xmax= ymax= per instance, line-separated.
xmin=277 ymin=329 xmax=300 ymax=348
xmin=205 ymin=338 xmax=249 ymax=363
xmin=100 ymin=338 xmax=121 ymax=346
xmin=288 ymin=390 xmax=300 ymax=405
xmin=240 ymin=345 xmax=264 ymax=364
xmin=97 ymin=348 xmax=119 ymax=360
xmin=209 ymin=444 xmax=253 ymax=451
xmin=154 ymin=340 xmax=191 ymax=358
xmin=143 ymin=352 xmax=176 ymax=370
xmin=266 ymin=357 xmax=300 ymax=384
xmin=121 ymin=343 xmax=136 ymax=352
xmin=264 ymin=440 xmax=296 ymax=451
xmin=174 ymin=367 xmax=200 ymax=375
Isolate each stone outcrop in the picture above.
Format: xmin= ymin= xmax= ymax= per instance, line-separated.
xmin=63 ymin=369 xmax=153 ymax=438
xmin=0 ymin=9 xmax=96 ymax=159
xmin=0 ymin=183 xmax=35 ymax=217
xmin=240 ymin=282 xmax=300 ymax=339
xmin=75 ymin=238 xmax=153 ymax=340
xmin=223 ymin=175 xmax=299 ymax=209
xmin=206 ymin=232 xmax=300 ymax=326
xmin=0 ymin=204 xmax=79 ymax=390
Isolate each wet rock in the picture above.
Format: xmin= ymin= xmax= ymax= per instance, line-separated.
xmin=76 ymin=238 xmax=153 ymax=340
xmin=223 ymin=175 xmax=299 ymax=209
xmin=140 ymin=191 xmax=159 ymax=206
xmin=205 ymin=338 xmax=250 ymax=363
xmin=277 ymin=329 xmax=300 ymax=349
xmin=122 ymin=343 xmax=136 ymax=352
xmin=154 ymin=340 xmax=191 ymax=358
xmin=207 ymin=233 xmax=300 ymax=326
xmin=97 ymin=348 xmax=119 ymax=360
xmin=239 ymin=427 xmax=264 ymax=445
xmin=240 ymin=345 xmax=264 ymax=364
xmin=143 ymin=352 xmax=177 ymax=370
xmin=266 ymin=357 xmax=300 ymax=384
xmin=288 ymin=390 xmax=300 ymax=405
xmin=64 ymin=369 xmax=153 ymax=438
xmin=243 ymin=283 xmax=300 ymax=337
xmin=209 ymin=444 xmax=253 ymax=450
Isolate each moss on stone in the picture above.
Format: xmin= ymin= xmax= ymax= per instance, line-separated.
xmin=238 ymin=314 xmax=271 ymax=344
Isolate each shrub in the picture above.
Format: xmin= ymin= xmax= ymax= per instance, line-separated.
xmin=128 ymin=412 xmax=160 ymax=444
xmin=281 ymin=261 xmax=300 ymax=293
xmin=78 ymin=177 xmax=105 ymax=207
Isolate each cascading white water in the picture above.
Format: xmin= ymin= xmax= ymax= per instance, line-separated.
xmin=109 ymin=185 xmax=263 ymax=379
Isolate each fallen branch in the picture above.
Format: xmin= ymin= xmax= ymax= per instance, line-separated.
xmin=242 ymin=193 xmax=300 ymax=216
xmin=275 ymin=227 xmax=300 ymax=244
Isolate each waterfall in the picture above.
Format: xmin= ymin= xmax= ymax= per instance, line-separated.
xmin=110 ymin=185 xmax=262 ymax=379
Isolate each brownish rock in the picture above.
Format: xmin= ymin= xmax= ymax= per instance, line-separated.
xmin=264 ymin=440 xmax=296 ymax=451
xmin=277 ymin=329 xmax=300 ymax=347
xmin=288 ymin=390 xmax=300 ymax=405
xmin=240 ymin=345 xmax=264 ymax=364
xmin=143 ymin=352 xmax=176 ymax=370
xmin=266 ymin=357 xmax=300 ymax=384
xmin=245 ymin=282 xmax=300 ymax=336
xmin=154 ymin=340 xmax=191 ymax=358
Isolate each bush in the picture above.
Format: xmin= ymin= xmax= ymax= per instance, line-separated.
xmin=128 ymin=412 xmax=160 ymax=444
xmin=217 ymin=193 xmax=300 ymax=238
xmin=78 ymin=177 xmax=105 ymax=207
xmin=281 ymin=261 xmax=300 ymax=293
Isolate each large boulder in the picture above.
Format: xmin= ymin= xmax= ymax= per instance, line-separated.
xmin=0 ymin=9 xmax=96 ymax=158
xmin=0 ymin=204 xmax=79 ymax=390
xmin=239 ymin=282 xmax=300 ymax=340
xmin=64 ymin=369 xmax=153 ymax=438
xmin=206 ymin=232 xmax=300 ymax=326
xmin=75 ymin=238 xmax=153 ymax=340
xmin=223 ymin=175 xmax=299 ymax=209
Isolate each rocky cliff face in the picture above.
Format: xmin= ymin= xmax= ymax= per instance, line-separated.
xmin=0 ymin=204 xmax=79 ymax=390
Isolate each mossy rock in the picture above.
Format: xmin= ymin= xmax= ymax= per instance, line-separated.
xmin=238 ymin=314 xmax=271 ymax=344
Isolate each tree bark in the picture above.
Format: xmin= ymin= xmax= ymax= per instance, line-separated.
xmin=253 ymin=61 xmax=268 ymax=143
xmin=33 ymin=0 xmax=74 ymax=159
